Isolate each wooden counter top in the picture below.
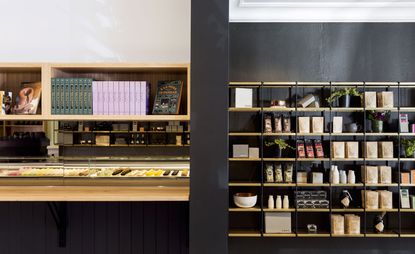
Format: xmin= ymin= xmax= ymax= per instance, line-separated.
xmin=0 ymin=186 xmax=189 ymax=202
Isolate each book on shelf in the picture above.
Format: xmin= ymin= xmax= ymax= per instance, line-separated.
xmin=152 ymin=80 xmax=183 ymax=115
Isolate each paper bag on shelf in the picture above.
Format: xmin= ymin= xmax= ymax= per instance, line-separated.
xmin=361 ymin=165 xmax=378 ymax=184
xmin=378 ymin=190 xmax=393 ymax=209
xmin=331 ymin=215 xmax=345 ymax=235
xmin=332 ymin=142 xmax=345 ymax=159
xmin=377 ymin=91 xmax=394 ymax=108
xmin=378 ymin=166 xmax=392 ymax=184
xmin=364 ymin=92 xmax=377 ymax=108
xmin=378 ymin=141 xmax=394 ymax=159
xmin=311 ymin=117 xmax=324 ymax=133
xmin=332 ymin=116 xmax=343 ymax=133
xmin=363 ymin=190 xmax=379 ymax=209
xmin=298 ymin=117 xmax=310 ymax=133
xmin=345 ymin=214 xmax=361 ymax=235
xmin=364 ymin=142 xmax=378 ymax=159
xmin=346 ymin=142 xmax=359 ymax=159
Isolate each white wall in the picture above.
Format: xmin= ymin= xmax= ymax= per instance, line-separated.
xmin=0 ymin=0 xmax=190 ymax=62
xmin=230 ymin=0 xmax=415 ymax=22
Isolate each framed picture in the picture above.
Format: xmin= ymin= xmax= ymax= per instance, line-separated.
xmin=13 ymin=82 xmax=42 ymax=115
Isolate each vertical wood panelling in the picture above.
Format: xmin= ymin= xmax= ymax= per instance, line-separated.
xmin=0 ymin=202 xmax=188 ymax=254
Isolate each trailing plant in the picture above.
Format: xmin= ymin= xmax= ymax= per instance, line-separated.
xmin=367 ymin=110 xmax=390 ymax=122
xmin=402 ymin=139 xmax=415 ymax=157
xmin=265 ymin=139 xmax=295 ymax=150
xmin=326 ymin=88 xmax=362 ymax=104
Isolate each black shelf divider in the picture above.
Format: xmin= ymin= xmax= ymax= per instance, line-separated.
xmin=260 ymin=81 xmax=264 ymax=236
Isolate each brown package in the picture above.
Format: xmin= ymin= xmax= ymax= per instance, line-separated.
xmin=298 ymin=117 xmax=310 ymax=133
xmin=346 ymin=142 xmax=359 ymax=159
xmin=332 ymin=142 xmax=345 ymax=159
xmin=363 ymin=190 xmax=379 ymax=209
xmin=378 ymin=190 xmax=393 ymax=209
xmin=364 ymin=142 xmax=378 ymax=159
xmin=377 ymin=91 xmax=394 ymax=108
xmin=311 ymin=117 xmax=324 ymax=133
xmin=361 ymin=166 xmax=378 ymax=184
xmin=378 ymin=166 xmax=392 ymax=184
xmin=411 ymin=169 xmax=415 ymax=183
xmin=331 ymin=215 xmax=345 ymax=235
xmin=345 ymin=214 xmax=361 ymax=235
xmin=364 ymin=92 xmax=377 ymax=108
xmin=401 ymin=172 xmax=410 ymax=184
xmin=274 ymin=114 xmax=283 ymax=133
xmin=378 ymin=141 xmax=394 ymax=159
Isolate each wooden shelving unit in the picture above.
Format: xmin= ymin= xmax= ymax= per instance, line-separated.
xmin=228 ymin=81 xmax=415 ymax=238
xmin=0 ymin=63 xmax=191 ymax=202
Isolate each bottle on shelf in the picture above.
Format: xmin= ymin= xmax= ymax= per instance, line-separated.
xmin=330 ymin=165 xmax=340 ymax=184
xmin=340 ymin=170 xmax=347 ymax=184
xmin=283 ymin=195 xmax=289 ymax=209
xmin=348 ymin=170 xmax=356 ymax=184
xmin=268 ymin=195 xmax=275 ymax=209
xmin=276 ymin=195 xmax=282 ymax=209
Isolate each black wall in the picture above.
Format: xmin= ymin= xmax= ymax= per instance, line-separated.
xmin=229 ymin=23 xmax=415 ymax=254
xmin=0 ymin=202 xmax=188 ymax=254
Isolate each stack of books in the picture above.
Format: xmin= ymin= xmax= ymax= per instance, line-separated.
xmin=92 ymin=81 xmax=149 ymax=115
xmin=51 ymin=78 xmax=93 ymax=115
xmin=51 ymin=78 xmax=150 ymax=115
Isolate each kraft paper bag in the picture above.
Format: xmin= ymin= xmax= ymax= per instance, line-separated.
xmin=362 ymin=166 xmax=378 ymax=184
xmin=378 ymin=190 xmax=393 ymax=209
xmin=346 ymin=142 xmax=359 ymax=159
xmin=311 ymin=117 xmax=324 ymax=133
xmin=378 ymin=166 xmax=392 ymax=184
xmin=332 ymin=116 xmax=343 ymax=133
xmin=345 ymin=214 xmax=361 ymax=235
xmin=378 ymin=141 xmax=394 ymax=159
xmin=298 ymin=117 xmax=310 ymax=133
xmin=331 ymin=215 xmax=345 ymax=235
xmin=377 ymin=91 xmax=394 ymax=108
xmin=363 ymin=190 xmax=379 ymax=209
xmin=364 ymin=142 xmax=378 ymax=159
xmin=332 ymin=142 xmax=345 ymax=159
xmin=364 ymin=92 xmax=377 ymax=108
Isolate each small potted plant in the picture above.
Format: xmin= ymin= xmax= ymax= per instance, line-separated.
xmin=326 ymin=88 xmax=362 ymax=108
xmin=402 ymin=139 xmax=415 ymax=158
xmin=265 ymin=139 xmax=295 ymax=158
xmin=367 ymin=111 xmax=390 ymax=133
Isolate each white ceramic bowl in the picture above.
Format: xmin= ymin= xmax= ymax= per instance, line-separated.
xmin=233 ymin=193 xmax=257 ymax=208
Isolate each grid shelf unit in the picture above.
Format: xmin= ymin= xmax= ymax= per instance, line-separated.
xmin=228 ymin=81 xmax=415 ymax=238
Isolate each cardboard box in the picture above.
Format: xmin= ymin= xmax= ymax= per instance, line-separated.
xmin=411 ymin=169 xmax=415 ymax=183
xmin=265 ymin=212 xmax=292 ymax=233
xmin=378 ymin=141 xmax=394 ymax=159
xmin=401 ymin=172 xmax=410 ymax=184
xmin=332 ymin=116 xmax=343 ymax=133
xmin=298 ymin=117 xmax=310 ymax=133
xmin=364 ymin=142 xmax=378 ymax=159
xmin=297 ymin=172 xmax=308 ymax=183
xmin=332 ymin=142 xmax=345 ymax=159
xmin=248 ymin=147 xmax=260 ymax=159
xmin=346 ymin=142 xmax=359 ymax=159
xmin=311 ymin=117 xmax=324 ymax=133
xmin=312 ymin=172 xmax=324 ymax=184
xmin=235 ymin=88 xmax=253 ymax=108
xmin=233 ymin=144 xmax=249 ymax=158
xmin=364 ymin=92 xmax=377 ymax=108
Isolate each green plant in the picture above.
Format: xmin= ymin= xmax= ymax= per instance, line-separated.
xmin=402 ymin=139 xmax=415 ymax=157
xmin=265 ymin=139 xmax=295 ymax=150
xmin=326 ymin=88 xmax=362 ymax=104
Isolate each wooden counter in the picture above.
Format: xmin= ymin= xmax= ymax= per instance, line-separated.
xmin=0 ymin=186 xmax=189 ymax=201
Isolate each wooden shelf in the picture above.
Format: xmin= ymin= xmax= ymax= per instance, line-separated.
xmin=297 ymin=231 xmax=331 ymax=237
xmin=365 ymin=209 xmax=399 ymax=212
xmin=263 ymin=158 xmax=296 ymax=162
xmin=263 ymin=208 xmax=295 ymax=212
xmin=297 ymin=208 xmax=330 ymax=212
xmin=331 ymin=234 xmax=365 ymax=238
xmin=400 ymin=184 xmax=415 ymax=187
xmin=0 ymin=186 xmax=189 ymax=201
xmin=331 ymin=208 xmax=364 ymax=212
xmin=263 ymin=233 xmax=296 ymax=237
xmin=399 ymin=209 xmax=415 ymax=213
xmin=229 ymin=207 xmax=261 ymax=212
xmin=365 ymin=183 xmax=399 ymax=187
xmin=331 ymin=183 xmax=364 ymax=187
xmin=229 ymin=158 xmax=261 ymax=162
xmin=263 ymin=183 xmax=296 ymax=187
xmin=229 ymin=182 xmax=261 ymax=187
xmin=229 ymin=132 xmax=261 ymax=136
xmin=263 ymin=132 xmax=296 ymax=136
xmin=228 ymin=230 xmax=261 ymax=237
xmin=365 ymin=232 xmax=399 ymax=238
xmin=297 ymin=183 xmax=330 ymax=187
xmin=228 ymin=107 xmax=261 ymax=112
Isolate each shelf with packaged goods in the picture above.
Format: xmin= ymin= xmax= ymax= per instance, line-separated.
xmin=231 ymin=81 xmax=415 ymax=88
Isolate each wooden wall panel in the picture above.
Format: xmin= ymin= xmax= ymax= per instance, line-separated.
xmin=0 ymin=202 xmax=188 ymax=254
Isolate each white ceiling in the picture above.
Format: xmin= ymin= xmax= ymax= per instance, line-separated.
xmin=230 ymin=0 xmax=415 ymax=22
